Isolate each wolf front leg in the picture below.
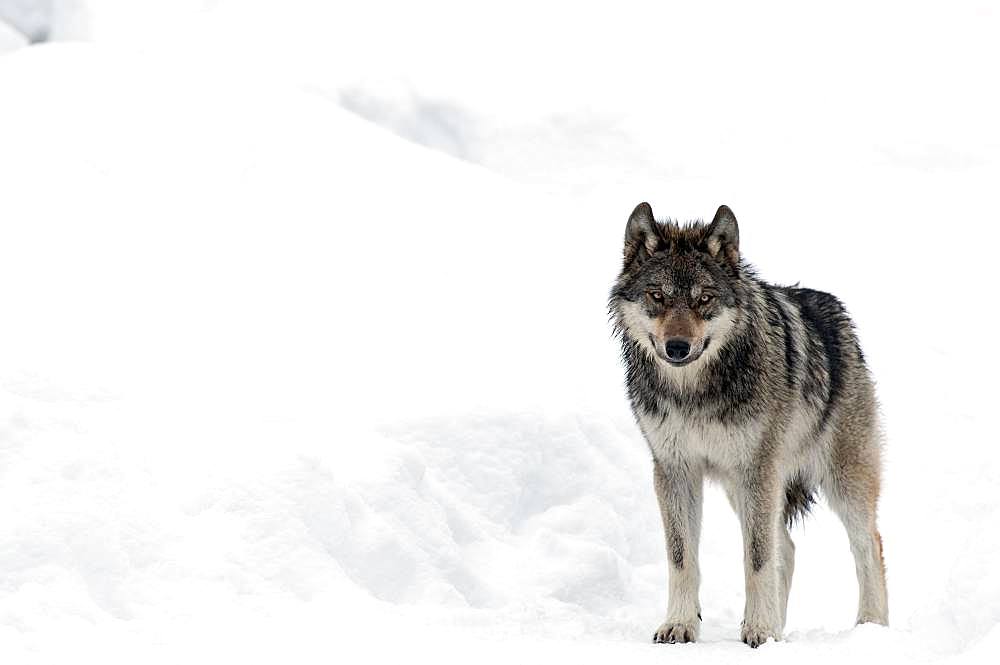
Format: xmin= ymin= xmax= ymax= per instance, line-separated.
xmin=736 ymin=464 xmax=785 ymax=648
xmin=651 ymin=460 xmax=704 ymax=644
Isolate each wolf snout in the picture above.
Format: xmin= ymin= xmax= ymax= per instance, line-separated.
xmin=665 ymin=338 xmax=692 ymax=361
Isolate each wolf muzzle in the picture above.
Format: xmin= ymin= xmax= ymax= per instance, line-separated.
xmin=650 ymin=334 xmax=709 ymax=367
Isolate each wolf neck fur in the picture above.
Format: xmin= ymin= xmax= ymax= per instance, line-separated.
xmin=621 ymin=279 xmax=771 ymax=425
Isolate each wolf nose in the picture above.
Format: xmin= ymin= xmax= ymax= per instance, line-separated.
xmin=664 ymin=338 xmax=691 ymax=361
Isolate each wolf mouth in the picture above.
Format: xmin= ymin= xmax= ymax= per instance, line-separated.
xmin=650 ymin=335 xmax=711 ymax=367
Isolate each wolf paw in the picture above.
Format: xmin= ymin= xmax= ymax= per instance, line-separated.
xmin=740 ymin=624 xmax=779 ymax=648
xmin=652 ymin=620 xmax=699 ymax=644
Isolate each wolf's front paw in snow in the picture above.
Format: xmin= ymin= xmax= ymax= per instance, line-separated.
xmin=740 ymin=623 xmax=779 ymax=648
xmin=652 ymin=619 xmax=699 ymax=644
xmin=856 ymin=614 xmax=889 ymax=626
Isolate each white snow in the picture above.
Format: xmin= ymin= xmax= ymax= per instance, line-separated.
xmin=1 ymin=2 xmax=999 ymax=663
xmin=0 ymin=18 xmax=26 ymax=53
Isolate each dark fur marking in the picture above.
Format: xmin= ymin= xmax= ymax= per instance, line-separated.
xmin=750 ymin=531 xmax=768 ymax=573
xmin=618 ymin=327 xmax=766 ymax=425
xmin=764 ymin=288 xmax=798 ymax=391
xmin=791 ymin=289 xmax=847 ymax=432
xmin=669 ymin=532 xmax=685 ymax=570
xmin=693 ymin=327 xmax=765 ymax=423
xmin=783 ymin=476 xmax=817 ymax=527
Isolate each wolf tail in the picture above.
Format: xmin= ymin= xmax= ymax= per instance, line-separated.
xmin=783 ymin=476 xmax=818 ymax=528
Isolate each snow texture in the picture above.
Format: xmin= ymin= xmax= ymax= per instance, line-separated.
xmin=1 ymin=2 xmax=999 ymax=663
xmin=0 ymin=17 xmax=26 ymax=52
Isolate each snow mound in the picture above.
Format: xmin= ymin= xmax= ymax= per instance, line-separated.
xmin=0 ymin=17 xmax=26 ymax=52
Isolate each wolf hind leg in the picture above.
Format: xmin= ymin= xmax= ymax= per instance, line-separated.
xmin=829 ymin=495 xmax=887 ymax=625
xmin=831 ymin=497 xmax=887 ymax=625
xmin=823 ymin=436 xmax=888 ymax=626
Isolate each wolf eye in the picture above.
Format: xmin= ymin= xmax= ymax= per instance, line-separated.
xmin=647 ymin=291 xmax=664 ymax=303
xmin=699 ymin=293 xmax=714 ymax=304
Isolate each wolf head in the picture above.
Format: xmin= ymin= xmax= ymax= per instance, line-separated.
xmin=610 ymin=203 xmax=745 ymax=371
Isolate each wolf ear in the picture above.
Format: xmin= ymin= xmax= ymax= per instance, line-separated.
xmin=705 ymin=205 xmax=739 ymax=264
xmin=624 ymin=202 xmax=660 ymax=266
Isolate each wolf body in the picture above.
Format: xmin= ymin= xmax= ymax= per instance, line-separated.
xmin=609 ymin=203 xmax=887 ymax=648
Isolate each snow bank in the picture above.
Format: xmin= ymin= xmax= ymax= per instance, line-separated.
xmin=0 ymin=43 xmax=647 ymax=661
xmin=0 ymin=0 xmax=44 ymax=41
xmin=0 ymin=17 xmax=26 ymax=52
xmin=1 ymin=2 xmax=999 ymax=663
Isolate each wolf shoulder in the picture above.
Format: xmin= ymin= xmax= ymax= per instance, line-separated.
xmin=767 ymin=283 xmax=867 ymax=364
xmin=773 ymin=285 xmax=853 ymax=329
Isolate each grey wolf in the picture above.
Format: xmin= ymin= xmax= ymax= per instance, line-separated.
xmin=608 ymin=203 xmax=888 ymax=647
